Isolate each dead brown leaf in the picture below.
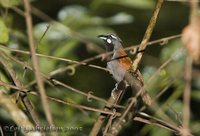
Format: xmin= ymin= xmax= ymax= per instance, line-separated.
xmin=182 ymin=16 xmax=200 ymax=64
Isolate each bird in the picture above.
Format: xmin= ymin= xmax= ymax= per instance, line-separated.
xmin=98 ymin=33 xmax=151 ymax=106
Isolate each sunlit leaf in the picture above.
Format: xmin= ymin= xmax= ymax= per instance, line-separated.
xmin=0 ymin=19 xmax=9 ymax=43
xmin=39 ymin=57 xmax=55 ymax=74
xmin=58 ymin=5 xmax=87 ymax=22
xmin=0 ymin=0 xmax=21 ymax=8
xmin=58 ymin=5 xmax=133 ymax=29
xmin=191 ymin=90 xmax=200 ymax=101
xmin=58 ymin=5 xmax=90 ymax=29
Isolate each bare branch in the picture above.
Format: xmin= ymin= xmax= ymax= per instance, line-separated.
xmin=3 ymin=52 xmax=124 ymax=109
xmin=0 ymin=52 xmax=42 ymax=129
xmin=22 ymin=0 xmax=55 ymax=135
xmin=90 ymin=82 xmax=126 ymax=136
xmin=0 ymin=80 xmax=121 ymax=117
xmin=0 ymin=92 xmax=42 ymax=136
xmin=182 ymin=54 xmax=193 ymax=136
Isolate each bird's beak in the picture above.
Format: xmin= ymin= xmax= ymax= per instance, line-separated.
xmin=97 ymin=35 xmax=107 ymax=40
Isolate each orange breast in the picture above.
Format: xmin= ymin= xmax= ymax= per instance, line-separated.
xmin=117 ymin=49 xmax=132 ymax=70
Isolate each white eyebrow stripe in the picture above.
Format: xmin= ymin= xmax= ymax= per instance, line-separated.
xmin=100 ymin=37 xmax=107 ymax=40
xmin=110 ymin=34 xmax=117 ymax=39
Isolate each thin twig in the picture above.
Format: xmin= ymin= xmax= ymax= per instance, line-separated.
xmin=0 ymin=34 xmax=181 ymax=81
xmin=182 ymin=57 xmax=192 ymax=136
xmin=0 ymin=44 xmax=109 ymax=72
xmin=5 ymin=44 xmax=183 ymax=135
xmin=10 ymin=4 xmax=182 ymax=75
xmin=4 ymin=38 xmax=182 ymax=136
xmin=22 ymin=0 xmax=55 ymax=135
xmin=0 ymin=80 xmax=121 ymax=117
xmin=181 ymin=0 xmax=197 ymax=135
xmin=37 ymin=24 xmax=50 ymax=46
xmin=165 ymin=0 xmax=199 ymax=2
xmin=0 ymin=67 xmax=184 ymax=136
xmin=11 ymin=7 xmax=25 ymax=16
xmin=4 ymin=53 xmax=124 ymax=109
xmin=40 ymin=94 xmax=121 ymax=117
xmin=139 ymin=49 xmax=185 ymax=123
xmin=134 ymin=112 xmax=181 ymax=133
xmin=48 ymin=87 xmax=187 ymax=135
xmin=131 ymin=0 xmax=164 ymax=71
xmin=43 ymin=88 xmax=188 ymax=136
xmin=0 ymin=125 xmax=4 ymax=136
xmin=0 ymin=34 xmax=181 ymax=73
xmin=92 ymin=46 xmax=181 ymax=135
xmin=47 ymin=34 xmax=181 ymax=76
xmin=0 ymin=79 xmax=183 ymax=135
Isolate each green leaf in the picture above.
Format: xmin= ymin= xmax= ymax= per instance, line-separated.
xmin=112 ymin=0 xmax=154 ymax=9
xmin=150 ymin=126 xmax=171 ymax=136
xmin=39 ymin=57 xmax=55 ymax=74
xmin=53 ymin=40 xmax=79 ymax=58
xmin=91 ymin=0 xmax=154 ymax=9
xmin=0 ymin=19 xmax=9 ymax=43
xmin=79 ymin=26 xmax=113 ymax=39
xmin=0 ymin=0 xmax=21 ymax=8
xmin=161 ymin=40 xmax=186 ymax=77
xmin=104 ymin=12 xmax=134 ymax=25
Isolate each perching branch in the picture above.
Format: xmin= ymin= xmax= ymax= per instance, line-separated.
xmin=106 ymin=0 xmax=164 ymax=135
xmin=90 ymin=82 xmax=126 ymax=136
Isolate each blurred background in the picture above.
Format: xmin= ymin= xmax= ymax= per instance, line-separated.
xmin=0 ymin=0 xmax=200 ymax=136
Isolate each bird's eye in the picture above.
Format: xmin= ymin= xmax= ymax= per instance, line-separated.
xmin=106 ymin=38 xmax=112 ymax=44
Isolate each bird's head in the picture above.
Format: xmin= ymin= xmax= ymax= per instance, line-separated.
xmin=98 ymin=33 xmax=122 ymax=51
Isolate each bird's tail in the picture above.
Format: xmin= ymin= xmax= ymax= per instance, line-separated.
xmin=125 ymin=71 xmax=152 ymax=106
xmin=140 ymin=89 xmax=152 ymax=106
